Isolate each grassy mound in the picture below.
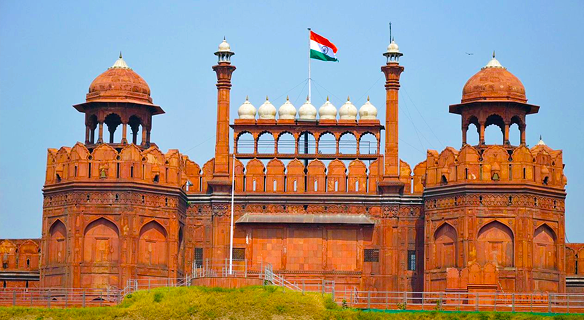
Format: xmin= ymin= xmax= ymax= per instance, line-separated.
xmin=0 ymin=286 xmax=581 ymax=320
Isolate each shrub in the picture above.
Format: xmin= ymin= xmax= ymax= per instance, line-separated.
xmin=153 ymin=292 xmax=163 ymax=303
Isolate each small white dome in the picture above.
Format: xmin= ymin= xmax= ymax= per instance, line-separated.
xmin=278 ymin=97 xmax=297 ymax=120
xmin=359 ymin=97 xmax=378 ymax=120
xmin=387 ymin=40 xmax=400 ymax=54
xmin=238 ymin=96 xmax=256 ymax=119
xmin=218 ymin=38 xmax=231 ymax=52
xmin=110 ymin=52 xmax=130 ymax=69
xmin=483 ymin=51 xmax=505 ymax=69
xmin=298 ymin=98 xmax=317 ymax=120
xmin=258 ymin=97 xmax=277 ymax=119
xmin=319 ymin=97 xmax=337 ymax=120
xmin=339 ymin=97 xmax=358 ymax=120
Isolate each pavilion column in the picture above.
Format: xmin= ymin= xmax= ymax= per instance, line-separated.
xmin=146 ymin=128 xmax=151 ymax=146
xmin=504 ymin=123 xmax=510 ymax=145
xmin=121 ymin=124 xmax=128 ymax=144
xmin=520 ymin=125 xmax=526 ymax=145
xmin=141 ymin=127 xmax=147 ymax=146
xmin=97 ymin=122 xmax=104 ymax=144
xmin=462 ymin=125 xmax=467 ymax=146
xmin=479 ymin=123 xmax=485 ymax=145
xmin=85 ymin=126 xmax=90 ymax=144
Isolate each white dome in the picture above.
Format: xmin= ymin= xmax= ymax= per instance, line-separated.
xmin=319 ymin=97 xmax=337 ymax=120
xmin=238 ymin=96 xmax=256 ymax=119
xmin=387 ymin=39 xmax=400 ymax=54
xmin=218 ymin=38 xmax=231 ymax=52
xmin=359 ymin=97 xmax=378 ymax=120
xmin=258 ymin=97 xmax=277 ymax=119
xmin=484 ymin=51 xmax=505 ymax=69
xmin=339 ymin=97 xmax=358 ymax=120
xmin=278 ymin=97 xmax=297 ymax=120
xmin=298 ymin=98 xmax=317 ymax=120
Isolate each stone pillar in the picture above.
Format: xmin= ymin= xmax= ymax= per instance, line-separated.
xmin=121 ymin=124 xmax=128 ymax=144
xmin=479 ymin=123 xmax=485 ymax=145
xmin=520 ymin=126 xmax=526 ymax=145
xmin=141 ymin=127 xmax=147 ymax=146
xmin=462 ymin=125 xmax=467 ymax=146
xmin=98 ymin=122 xmax=104 ymax=144
xmin=504 ymin=123 xmax=510 ymax=145
xmin=85 ymin=126 xmax=90 ymax=144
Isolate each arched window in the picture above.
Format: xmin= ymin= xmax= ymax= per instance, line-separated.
xmin=236 ymin=132 xmax=254 ymax=154
xmin=277 ymin=132 xmax=295 ymax=154
xmin=359 ymin=133 xmax=378 ymax=154
xmin=318 ymin=132 xmax=336 ymax=154
xmin=339 ymin=132 xmax=357 ymax=154
xmin=477 ymin=221 xmax=514 ymax=267
xmin=484 ymin=114 xmax=505 ymax=145
xmin=257 ymin=132 xmax=275 ymax=154
xmin=138 ymin=221 xmax=168 ymax=267
xmin=298 ymin=132 xmax=316 ymax=154
xmin=533 ymin=224 xmax=557 ymax=270
xmin=434 ymin=223 xmax=457 ymax=269
xmin=510 ymin=116 xmax=523 ymax=146
xmin=83 ymin=218 xmax=119 ymax=263
xmin=466 ymin=116 xmax=479 ymax=145
xmin=48 ymin=220 xmax=66 ymax=264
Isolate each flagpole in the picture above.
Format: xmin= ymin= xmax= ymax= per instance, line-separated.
xmin=307 ymin=27 xmax=311 ymax=102
xmin=229 ymin=152 xmax=235 ymax=275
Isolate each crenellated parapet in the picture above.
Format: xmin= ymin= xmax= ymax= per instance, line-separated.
xmin=423 ymin=144 xmax=566 ymax=190
xmin=44 ymin=142 xmax=206 ymax=194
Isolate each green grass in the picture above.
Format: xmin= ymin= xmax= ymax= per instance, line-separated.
xmin=0 ymin=286 xmax=582 ymax=320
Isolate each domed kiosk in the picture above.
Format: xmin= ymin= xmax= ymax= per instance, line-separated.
xmin=449 ymin=52 xmax=539 ymax=147
xmin=73 ymin=53 xmax=164 ymax=148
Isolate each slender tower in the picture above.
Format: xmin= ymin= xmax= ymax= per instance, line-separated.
xmin=379 ymin=38 xmax=404 ymax=194
xmin=210 ymin=38 xmax=236 ymax=193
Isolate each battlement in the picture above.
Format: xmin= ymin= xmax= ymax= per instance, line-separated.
xmin=44 ymin=142 xmax=204 ymax=193
xmin=423 ymin=144 xmax=566 ymax=190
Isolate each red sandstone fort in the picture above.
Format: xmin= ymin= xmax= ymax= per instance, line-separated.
xmin=1 ymin=38 xmax=583 ymax=296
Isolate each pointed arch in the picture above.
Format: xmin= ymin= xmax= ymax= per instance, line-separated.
xmin=348 ymin=159 xmax=367 ymax=193
xmin=266 ymin=158 xmax=285 ymax=192
xmin=477 ymin=220 xmax=514 ymax=267
xmin=434 ymin=222 xmax=457 ymax=269
xmin=533 ymin=224 xmax=557 ymax=270
xmin=83 ymin=218 xmax=120 ymax=264
xmin=138 ymin=220 xmax=168 ymax=267
xmin=48 ymin=220 xmax=67 ymax=264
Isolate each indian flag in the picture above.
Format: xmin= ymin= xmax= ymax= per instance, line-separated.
xmin=310 ymin=31 xmax=338 ymax=62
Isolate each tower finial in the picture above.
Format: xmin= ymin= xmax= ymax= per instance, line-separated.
xmin=347 ymin=95 xmax=350 ymax=101
xmin=389 ymin=22 xmax=392 ymax=43
xmin=326 ymin=96 xmax=329 ymax=101
xmin=119 ymin=51 xmax=122 ymax=59
xmin=224 ymin=36 xmax=226 ymax=41
xmin=493 ymin=50 xmax=496 ymax=58
xmin=266 ymin=95 xmax=269 ymax=101
xmin=286 ymin=95 xmax=289 ymax=101
xmin=367 ymin=96 xmax=370 ymax=101
xmin=246 ymin=95 xmax=249 ymax=101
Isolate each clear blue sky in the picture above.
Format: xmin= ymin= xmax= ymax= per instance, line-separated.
xmin=1 ymin=1 xmax=583 ymax=241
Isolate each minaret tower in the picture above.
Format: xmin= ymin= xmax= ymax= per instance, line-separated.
xmin=379 ymin=38 xmax=404 ymax=194
xmin=210 ymin=38 xmax=236 ymax=193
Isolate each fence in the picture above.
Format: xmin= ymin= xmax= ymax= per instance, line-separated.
xmin=0 ymin=287 xmax=119 ymax=307
xmin=2 ymin=267 xmax=584 ymax=314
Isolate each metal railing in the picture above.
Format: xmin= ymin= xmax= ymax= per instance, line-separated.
xmin=0 ymin=287 xmax=119 ymax=307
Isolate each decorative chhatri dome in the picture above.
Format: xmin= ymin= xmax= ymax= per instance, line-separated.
xmin=278 ymin=97 xmax=297 ymax=120
xmin=319 ymin=97 xmax=337 ymax=120
xmin=461 ymin=52 xmax=527 ymax=104
xmin=339 ymin=96 xmax=357 ymax=120
xmin=86 ymin=53 xmax=153 ymax=105
xmin=238 ymin=96 xmax=256 ymax=119
xmin=359 ymin=97 xmax=378 ymax=120
xmin=298 ymin=97 xmax=317 ymax=120
xmin=258 ymin=96 xmax=277 ymax=119
xmin=218 ymin=38 xmax=231 ymax=52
